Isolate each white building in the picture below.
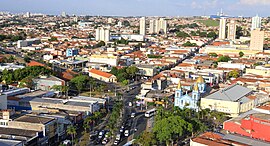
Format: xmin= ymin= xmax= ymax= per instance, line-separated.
xmin=139 ymin=17 xmax=146 ymax=35
xmin=95 ymin=27 xmax=110 ymax=42
xmin=149 ymin=18 xmax=167 ymax=34
xmin=251 ymin=15 xmax=261 ymax=30
xmin=227 ymin=20 xmax=236 ymax=41
xmin=219 ymin=18 xmax=226 ymax=40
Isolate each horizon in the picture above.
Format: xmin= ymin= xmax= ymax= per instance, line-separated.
xmin=1 ymin=0 xmax=270 ymax=17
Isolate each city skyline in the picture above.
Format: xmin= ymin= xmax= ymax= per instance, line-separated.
xmin=1 ymin=0 xmax=270 ymax=17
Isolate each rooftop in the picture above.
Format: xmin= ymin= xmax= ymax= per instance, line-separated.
xmin=89 ymin=69 xmax=113 ymax=78
xmin=0 ymin=127 xmax=39 ymax=138
xmin=223 ymin=134 xmax=270 ymax=146
xmin=204 ymin=84 xmax=252 ymax=102
xmin=0 ymin=139 xmax=23 ymax=146
xmin=15 ymin=114 xmax=54 ymax=124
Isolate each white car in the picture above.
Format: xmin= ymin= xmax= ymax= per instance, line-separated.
xmin=128 ymin=102 xmax=133 ymax=107
xmin=124 ymin=130 xmax=129 ymax=137
xmin=131 ymin=112 xmax=135 ymax=118
xmin=116 ymin=133 xmax=121 ymax=141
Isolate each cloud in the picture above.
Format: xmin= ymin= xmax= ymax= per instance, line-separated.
xmin=239 ymin=0 xmax=270 ymax=5
xmin=190 ymin=0 xmax=218 ymax=9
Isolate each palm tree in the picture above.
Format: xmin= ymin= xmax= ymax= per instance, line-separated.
xmin=93 ymin=112 xmax=101 ymax=121
xmin=66 ymin=125 xmax=76 ymax=146
xmin=83 ymin=116 xmax=93 ymax=132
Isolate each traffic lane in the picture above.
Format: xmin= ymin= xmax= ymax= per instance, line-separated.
xmin=131 ymin=114 xmax=147 ymax=139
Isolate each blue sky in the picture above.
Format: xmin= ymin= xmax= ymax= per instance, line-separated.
xmin=1 ymin=0 xmax=270 ymax=17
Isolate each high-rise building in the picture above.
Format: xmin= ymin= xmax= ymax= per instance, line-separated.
xmin=61 ymin=12 xmax=67 ymax=17
xmin=149 ymin=18 xmax=167 ymax=34
xmin=159 ymin=18 xmax=167 ymax=34
xmin=96 ymin=27 xmax=110 ymax=42
xmin=227 ymin=20 xmax=237 ymax=41
xmin=25 ymin=12 xmax=30 ymax=18
xmin=149 ymin=20 xmax=155 ymax=34
xmin=139 ymin=17 xmax=146 ymax=35
xmin=250 ymin=28 xmax=264 ymax=51
xmin=219 ymin=18 xmax=226 ymax=40
xmin=251 ymin=15 xmax=261 ymax=30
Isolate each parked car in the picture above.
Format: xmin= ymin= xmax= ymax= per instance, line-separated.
xmin=116 ymin=133 xmax=121 ymax=141
xmin=114 ymin=140 xmax=119 ymax=145
xmin=98 ymin=130 xmax=105 ymax=139
xmin=131 ymin=112 xmax=136 ymax=118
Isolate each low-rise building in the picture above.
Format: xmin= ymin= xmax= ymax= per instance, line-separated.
xmin=89 ymin=69 xmax=116 ymax=83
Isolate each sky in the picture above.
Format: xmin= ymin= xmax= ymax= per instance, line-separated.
xmin=1 ymin=0 xmax=270 ymax=17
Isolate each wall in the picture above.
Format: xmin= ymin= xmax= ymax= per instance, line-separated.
xmin=200 ymin=98 xmax=240 ymax=117
xmin=0 ymin=94 xmax=7 ymax=110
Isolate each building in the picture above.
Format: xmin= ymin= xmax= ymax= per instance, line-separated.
xmin=95 ymin=27 xmax=110 ymax=42
xmin=139 ymin=17 xmax=146 ymax=35
xmin=136 ymin=64 xmax=158 ymax=77
xmin=250 ymin=29 xmax=265 ymax=51
xmin=17 ymin=38 xmax=41 ymax=48
xmin=33 ymin=75 xmax=65 ymax=91
xmin=66 ymin=48 xmax=79 ymax=57
xmin=149 ymin=18 xmax=167 ymax=34
xmin=201 ymin=84 xmax=255 ymax=117
xmin=8 ymin=114 xmax=57 ymax=145
xmin=224 ymin=113 xmax=270 ymax=143
xmin=227 ymin=20 xmax=236 ymax=41
xmin=61 ymin=11 xmax=66 ymax=17
xmin=0 ymin=94 xmax=7 ymax=110
xmin=149 ymin=20 xmax=155 ymax=34
xmin=251 ymin=15 xmax=261 ymax=30
xmin=90 ymin=54 xmax=119 ymax=66
xmin=174 ymin=76 xmax=206 ymax=111
xmin=29 ymin=97 xmax=101 ymax=115
xmin=219 ymin=18 xmax=226 ymax=40
xmin=89 ymin=69 xmax=117 ymax=83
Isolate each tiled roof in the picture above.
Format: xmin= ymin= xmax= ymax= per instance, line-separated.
xmin=27 ymin=61 xmax=46 ymax=67
xmin=89 ymin=69 xmax=113 ymax=78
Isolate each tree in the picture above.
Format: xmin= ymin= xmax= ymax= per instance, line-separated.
xmin=135 ymin=131 xmax=156 ymax=146
xmin=182 ymin=41 xmax=198 ymax=47
xmin=207 ymin=31 xmax=217 ymax=39
xmin=49 ymin=37 xmax=58 ymax=42
xmin=96 ymin=41 xmax=105 ymax=47
xmin=176 ymin=31 xmax=189 ymax=38
xmin=83 ymin=116 xmax=93 ymax=132
xmin=209 ymin=53 xmax=218 ymax=57
xmin=217 ymin=55 xmax=231 ymax=62
xmin=67 ymin=125 xmax=76 ymax=146
xmin=19 ymin=76 xmax=34 ymax=89
xmin=126 ymin=66 xmax=139 ymax=78
xmin=227 ymin=70 xmax=240 ymax=78
xmin=70 ymin=75 xmax=89 ymax=94
xmin=23 ymin=56 xmax=31 ymax=63
xmin=239 ymin=51 xmax=244 ymax=57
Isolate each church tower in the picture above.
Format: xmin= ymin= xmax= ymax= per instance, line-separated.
xmin=174 ymin=80 xmax=183 ymax=107
xmin=196 ymin=76 xmax=206 ymax=93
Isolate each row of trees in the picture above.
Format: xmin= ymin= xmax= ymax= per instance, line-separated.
xmin=0 ymin=33 xmax=26 ymax=42
xmin=135 ymin=107 xmax=228 ymax=146
xmin=1 ymin=66 xmax=51 ymax=85
xmin=147 ymin=54 xmax=163 ymax=58
xmin=107 ymin=101 xmax=123 ymax=135
xmin=110 ymin=66 xmax=139 ymax=84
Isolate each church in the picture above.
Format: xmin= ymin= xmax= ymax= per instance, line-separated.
xmin=174 ymin=76 xmax=206 ymax=111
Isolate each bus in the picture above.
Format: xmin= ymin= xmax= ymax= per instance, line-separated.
xmin=145 ymin=108 xmax=156 ymax=117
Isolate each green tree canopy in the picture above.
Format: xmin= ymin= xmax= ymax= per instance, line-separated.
xmin=239 ymin=51 xmax=244 ymax=57
xmin=70 ymin=75 xmax=90 ymax=93
xmin=217 ymin=55 xmax=231 ymax=62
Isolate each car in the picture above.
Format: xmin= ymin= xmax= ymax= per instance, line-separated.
xmin=89 ymin=131 xmax=98 ymax=140
xmin=124 ymin=130 xmax=129 ymax=137
xmin=120 ymin=127 xmax=124 ymax=133
xmin=102 ymin=138 xmax=108 ymax=145
xmin=128 ymin=102 xmax=133 ymax=107
xmin=131 ymin=112 xmax=136 ymax=118
xmin=105 ymin=132 xmax=110 ymax=138
xmin=63 ymin=140 xmax=71 ymax=145
xmin=114 ymin=140 xmax=119 ymax=145
xmin=98 ymin=130 xmax=105 ymax=139
xmin=116 ymin=133 xmax=121 ymax=141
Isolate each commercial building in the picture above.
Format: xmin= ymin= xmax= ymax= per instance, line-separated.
xmin=66 ymin=48 xmax=79 ymax=57
xmin=139 ymin=17 xmax=146 ymax=35
xmin=95 ymin=27 xmax=110 ymax=42
xmin=251 ymin=15 xmax=261 ymax=30
xmin=17 ymin=38 xmax=41 ymax=48
xmin=219 ymin=18 xmax=226 ymax=40
xmin=227 ymin=20 xmax=236 ymax=41
xmin=136 ymin=64 xmax=158 ymax=77
xmin=201 ymin=84 xmax=255 ymax=117
xmin=29 ymin=96 xmax=103 ymax=115
xmin=250 ymin=29 xmax=265 ymax=51
xmin=224 ymin=113 xmax=270 ymax=143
